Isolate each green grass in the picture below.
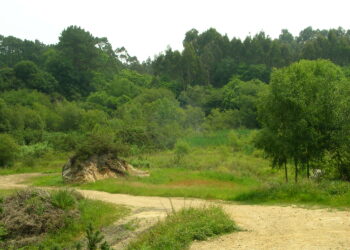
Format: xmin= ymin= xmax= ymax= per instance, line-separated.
xmin=0 ymin=189 xmax=18 ymax=198
xmin=0 ymin=156 xmax=65 ymax=175
xmin=127 ymin=206 xmax=238 ymax=250
xmin=234 ymin=180 xmax=350 ymax=208
xmin=50 ymin=189 xmax=78 ymax=210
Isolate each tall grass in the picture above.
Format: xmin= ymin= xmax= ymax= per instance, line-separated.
xmin=235 ymin=180 xmax=350 ymax=207
xmin=127 ymin=206 xmax=238 ymax=250
xmin=50 ymin=189 xmax=80 ymax=210
xmin=0 ymin=152 xmax=66 ymax=175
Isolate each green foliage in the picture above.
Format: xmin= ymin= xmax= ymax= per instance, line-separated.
xmin=204 ymin=108 xmax=240 ymax=130
xmin=74 ymin=128 xmax=129 ymax=160
xmin=20 ymin=142 xmax=52 ymax=158
xmin=14 ymin=60 xmax=58 ymax=93
xmin=127 ymin=206 xmax=238 ymax=250
xmin=222 ymin=78 xmax=267 ymax=128
xmin=44 ymin=132 xmax=83 ymax=152
xmin=0 ymin=89 xmax=51 ymax=107
xmin=258 ymin=59 xmax=347 ymax=182
xmin=0 ymin=67 xmax=18 ymax=91
xmin=56 ymin=102 xmax=84 ymax=131
xmin=0 ymin=134 xmax=19 ymax=167
xmin=183 ymin=105 xmax=205 ymax=130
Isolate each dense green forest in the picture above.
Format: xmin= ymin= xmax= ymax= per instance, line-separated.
xmin=1 ymin=25 xmax=350 ymax=182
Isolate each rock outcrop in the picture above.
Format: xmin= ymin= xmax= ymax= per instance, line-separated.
xmin=62 ymin=154 xmax=149 ymax=183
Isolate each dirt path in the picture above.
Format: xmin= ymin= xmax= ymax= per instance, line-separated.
xmin=2 ymin=173 xmax=350 ymax=249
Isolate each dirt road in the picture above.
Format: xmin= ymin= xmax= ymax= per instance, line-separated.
xmin=2 ymin=173 xmax=350 ymax=250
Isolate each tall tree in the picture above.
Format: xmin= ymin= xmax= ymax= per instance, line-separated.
xmin=257 ymin=59 xmax=345 ymax=182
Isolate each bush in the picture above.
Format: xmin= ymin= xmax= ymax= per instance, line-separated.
xmin=228 ymin=131 xmax=242 ymax=152
xmin=203 ymin=109 xmax=240 ymax=131
xmin=174 ymin=140 xmax=190 ymax=164
xmin=127 ymin=206 xmax=238 ymax=250
xmin=74 ymin=128 xmax=129 ymax=161
xmin=0 ymin=134 xmax=19 ymax=167
xmin=20 ymin=142 xmax=52 ymax=158
xmin=44 ymin=132 xmax=84 ymax=152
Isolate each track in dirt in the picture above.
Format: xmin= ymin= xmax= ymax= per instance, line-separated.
xmin=2 ymin=173 xmax=350 ymax=250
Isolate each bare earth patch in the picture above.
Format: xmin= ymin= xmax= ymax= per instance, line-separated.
xmin=2 ymin=174 xmax=350 ymax=250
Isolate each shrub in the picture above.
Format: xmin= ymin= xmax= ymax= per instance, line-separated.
xmin=203 ymin=108 xmax=240 ymax=131
xmin=228 ymin=131 xmax=242 ymax=152
xmin=20 ymin=142 xmax=52 ymax=158
xmin=86 ymin=223 xmax=110 ymax=250
xmin=0 ymin=189 xmax=79 ymax=248
xmin=174 ymin=140 xmax=190 ymax=164
xmin=44 ymin=132 xmax=83 ymax=152
xmin=74 ymin=128 xmax=129 ymax=161
xmin=0 ymin=134 xmax=19 ymax=167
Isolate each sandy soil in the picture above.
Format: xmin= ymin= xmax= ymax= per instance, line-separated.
xmin=2 ymin=173 xmax=350 ymax=250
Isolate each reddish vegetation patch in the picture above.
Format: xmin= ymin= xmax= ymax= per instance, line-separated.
xmin=167 ymin=179 xmax=236 ymax=188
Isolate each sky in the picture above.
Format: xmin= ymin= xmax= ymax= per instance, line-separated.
xmin=1 ymin=0 xmax=350 ymax=61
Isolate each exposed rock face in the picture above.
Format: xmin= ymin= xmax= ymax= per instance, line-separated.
xmin=62 ymin=154 xmax=149 ymax=183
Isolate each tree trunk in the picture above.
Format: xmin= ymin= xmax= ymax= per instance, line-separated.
xmin=294 ymin=160 xmax=298 ymax=183
xmin=307 ymin=161 xmax=310 ymax=179
xmin=284 ymin=162 xmax=288 ymax=183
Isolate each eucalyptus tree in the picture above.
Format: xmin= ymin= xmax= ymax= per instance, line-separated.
xmin=257 ymin=59 xmax=345 ymax=182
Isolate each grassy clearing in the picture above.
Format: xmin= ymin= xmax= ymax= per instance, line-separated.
xmin=127 ymin=206 xmax=238 ymax=250
xmin=29 ymin=167 xmax=260 ymax=200
xmin=14 ymin=129 xmax=350 ymax=208
xmin=27 ymin=136 xmax=270 ymax=200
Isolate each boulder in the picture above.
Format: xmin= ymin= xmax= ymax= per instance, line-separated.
xmin=62 ymin=153 xmax=149 ymax=183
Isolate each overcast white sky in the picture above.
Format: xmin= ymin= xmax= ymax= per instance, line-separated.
xmin=1 ymin=0 xmax=350 ymax=61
